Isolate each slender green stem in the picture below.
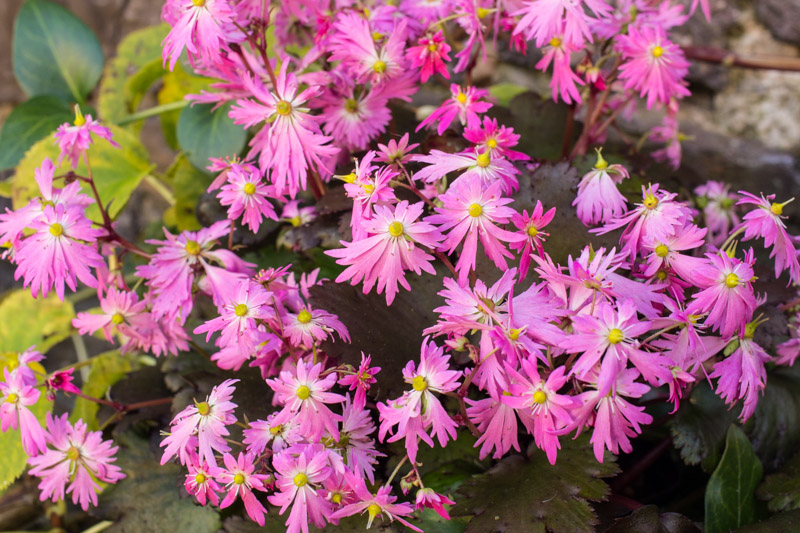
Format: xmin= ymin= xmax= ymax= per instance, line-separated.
xmin=71 ymin=333 xmax=90 ymax=382
xmin=116 ymin=100 xmax=189 ymax=126
xmin=143 ymin=175 xmax=176 ymax=206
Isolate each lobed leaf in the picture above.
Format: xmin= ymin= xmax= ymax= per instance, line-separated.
xmin=756 ymin=450 xmax=800 ymax=513
xmin=0 ymin=393 xmax=52 ymax=496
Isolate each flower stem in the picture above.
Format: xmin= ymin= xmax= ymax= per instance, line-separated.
xmin=116 ymin=100 xmax=189 ymax=126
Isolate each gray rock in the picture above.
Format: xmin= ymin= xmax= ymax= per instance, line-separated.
xmin=756 ymin=0 xmax=800 ymax=46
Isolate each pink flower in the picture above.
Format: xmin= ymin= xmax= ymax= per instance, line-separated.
xmin=376 ymin=133 xmax=419 ymax=166
xmin=282 ymin=200 xmax=316 ymax=228
xmin=14 ymin=204 xmax=105 ymax=301
xmin=573 ymin=368 xmax=653 ymax=462
xmin=695 ymin=181 xmax=738 ymax=247
xmin=185 ymin=456 xmax=224 ymax=506
xmin=45 ymin=369 xmax=81 ymax=400
xmin=327 ymin=201 xmax=444 ymax=305
xmin=427 ymin=176 xmax=523 ymax=285
xmin=319 ymin=80 xmax=392 ymax=152
xmin=269 ymin=444 xmax=332 ymax=533
xmin=573 ymin=151 xmax=630 ymax=226
xmin=407 ymin=31 xmax=452 ymax=83
xmin=510 ymin=201 xmax=556 ymax=279
xmin=330 ymin=475 xmax=421 ymax=532
xmin=711 ymin=337 xmax=772 ymax=421
xmin=417 ymin=84 xmax=492 ymax=135
xmin=230 ymin=72 xmax=339 ymax=197
xmin=505 ymin=362 xmax=577 ymax=464
xmin=219 ymin=452 xmax=269 ymax=526
xmin=267 ymin=361 xmax=345 ymax=442
xmin=1 ymin=368 xmax=47 ymax=456
xmin=342 ymin=152 xmax=398 ymax=239
xmin=687 ymin=251 xmax=757 ymax=338
xmin=160 ymin=379 xmax=239 ymax=466
xmin=412 ymin=148 xmax=520 ymax=195
xmin=161 ymin=0 xmax=236 ymax=70
xmin=282 ymin=306 xmax=350 ymax=349
xmin=463 ymin=117 xmax=530 ymax=162
xmin=536 ymin=34 xmax=585 ymax=105
xmin=617 ymin=24 xmax=691 ymax=109
xmin=215 ymin=164 xmax=278 ymax=232
xmin=736 ymin=192 xmax=800 ymax=284
xmin=513 ymin=0 xmax=610 ymax=48
xmin=377 ymin=338 xmax=461 ymax=463
xmin=54 ymin=108 xmax=118 ymax=169
xmin=338 ymin=353 xmax=380 ymax=411
xmin=415 ymin=488 xmax=455 ymax=520
xmin=28 ymin=413 xmax=124 ymax=510
xmin=243 ymin=413 xmax=301 ymax=455
xmin=466 ymin=395 xmax=521 ymax=460
xmin=329 ymin=14 xmax=410 ymax=86
xmin=641 ymin=224 xmax=708 ymax=280
xmin=72 ymin=288 xmax=148 ymax=346
xmin=333 ymin=396 xmax=384 ymax=483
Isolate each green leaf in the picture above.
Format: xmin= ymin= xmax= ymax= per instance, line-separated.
xmin=0 ymin=392 xmax=52 ymax=496
xmin=756 ymin=450 xmax=800 ymax=513
xmin=0 ymin=289 xmax=75 ymax=353
xmin=451 ymin=436 xmax=620 ymax=533
xmin=602 ymin=505 xmax=701 ymax=533
xmin=162 ymin=154 xmax=213 ymax=231
xmin=97 ymin=24 xmax=169 ymax=127
xmin=489 ymin=83 xmax=528 ymax=107
xmin=733 ymin=509 xmax=800 ymax=532
xmin=157 ymin=64 xmax=215 ymax=149
xmin=95 ymin=431 xmax=221 ymax=533
xmin=745 ymin=365 xmax=800 ymax=470
xmin=12 ymin=0 xmax=103 ymax=102
xmin=12 ymin=124 xmax=153 ymax=221
xmin=71 ymin=350 xmax=136 ymax=431
xmin=0 ymin=95 xmax=73 ymax=170
xmin=705 ymin=425 xmax=763 ymax=533
xmin=671 ymin=382 xmax=739 ymax=472
xmin=177 ymin=102 xmax=247 ymax=172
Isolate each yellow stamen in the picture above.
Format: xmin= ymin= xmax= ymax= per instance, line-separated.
xmin=655 ymin=244 xmax=669 ymax=257
xmin=196 ymin=401 xmax=210 ymax=416
xmin=468 ymin=203 xmax=483 ymax=217
xmin=289 ymin=215 xmax=302 ymax=227
xmin=331 ymin=492 xmax=343 ymax=504
xmin=66 ymin=446 xmax=80 ymax=461
xmin=388 ymin=221 xmax=404 ymax=237
xmin=270 ymin=425 xmax=282 ymax=435
xmin=195 ymin=473 xmax=207 ymax=484
xmin=594 ymin=148 xmax=608 ymax=170
xmin=367 ymin=503 xmax=382 ymax=522
xmin=477 ymin=7 xmax=489 ymax=18
xmin=509 ymin=328 xmax=522 ymax=341
xmin=372 ymin=31 xmax=383 ymax=41
xmin=487 ymin=138 xmax=498 ymax=149
xmin=243 ymin=182 xmax=256 ymax=195
xmin=771 ymin=203 xmax=783 ymax=216
xmin=527 ymin=225 xmax=539 ymax=237
xmin=293 ymin=473 xmax=308 ymax=487
xmin=344 ymin=98 xmax=359 ymax=113
xmin=652 ymin=45 xmax=664 ymax=58
xmin=456 ymin=91 xmax=467 ymax=104
xmin=373 ymin=60 xmax=387 ymax=74
xmin=725 ymin=273 xmax=739 ymax=288
xmin=428 ymin=43 xmax=438 ymax=52
xmin=549 ymin=36 xmax=562 ymax=48
xmin=341 ymin=172 xmax=357 ymax=184
xmin=234 ymin=304 xmax=248 ymax=317
xmin=192 ymin=0 xmax=205 ymax=6
xmin=297 ymin=310 xmax=312 ymax=324
xmin=73 ymin=106 xmax=86 ymax=127
xmin=276 ymin=100 xmax=292 ymax=116
xmin=656 ymin=270 xmax=668 ymax=281
xmin=49 ymin=223 xmax=63 ymax=237
xmin=185 ymin=240 xmax=201 ymax=255
xmin=296 ymin=385 xmax=311 ymax=400
xmin=532 ymin=390 xmax=547 ymax=404
xmin=476 ymin=152 xmax=491 ymax=168
xmin=643 ymin=192 xmax=658 ymax=209
xmin=6 ymin=392 xmax=19 ymax=404
xmin=362 ymin=183 xmax=375 ymax=194
xmin=233 ymin=473 xmax=245 ymax=485
xmin=411 ymin=375 xmax=428 ymax=391
xmin=608 ymin=328 xmax=624 ymax=344
xmin=111 ymin=312 xmax=125 ymax=325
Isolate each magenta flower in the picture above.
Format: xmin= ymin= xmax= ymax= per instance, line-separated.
xmin=616 ymin=24 xmax=691 ymax=109
xmin=319 ymin=80 xmax=392 ymax=152
xmin=510 ymin=201 xmax=556 ymax=278
xmin=28 ymin=413 xmax=124 ymax=510
xmin=334 ymin=395 xmax=384 ymax=483
xmin=45 ymin=368 xmax=81 ymax=400
xmin=417 ymin=84 xmax=492 ymax=135
xmin=736 ymin=192 xmax=800 ymax=284
xmin=329 ymin=13 xmax=409 ymax=86
xmin=230 ymin=72 xmax=339 ymax=197
xmin=54 ymin=108 xmax=118 ymax=169
xmin=215 ymin=164 xmax=278 ymax=233
xmin=338 ymin=353 xmax=380 ymax=411
xmin=466 ymin=395 xmax=521 ymax=460
xmin=415 ymin=488 xmax=455 ymax=520
xmin=427 ymin=175 xmax=524 ymax=284
xmin=536 ymin=34 xmax=585 ymax=104
xmin=327 ymin=201 xmax=444 ymax=305
xmin=267 ymin=361 xmax=345 ymax=442
xmin=687 ymin=251 xmax=757 ymax=338
xmin=282 ymin=306 xmax=350 ymax=349
xmin=219 ymin=452 xmax=269 ymax=526
xmin=711 ymin=337 xmax=772 ymax=421
xmin=330 ymin=474 xmax=421 ymax=532
xmin=160 ymin=378 xmax=239 ymax=466
xmin=185 ymin=456 xmax=223 ymax=506
xmin=14 ymin=204 xmax=105 ymax=301
xmin=513 ymin=0 xmax=610 ymax=48
xmin=377 ymin=338 xmax=461 ymax=463
xmin=376 ymin=133 xmax=419 ymax=166
xmin=161 ymin=0 xmax=236 ymax=70
xmin=1 ymin=368 xmax=47 ymax=456
xmin=342 ymin=151 xmax=398 ymax=239
xmin=269 ymin=444 xmax=332 ymax=533
xmin=695 ymin=181 xmax=738 ymax=247
xmin=463 ymin=116 xmax=530 ymax=162
xmin=412 ymin=148 xmax=520 ymax=195
xmin=573 ymin=151 xmax=630 ymax=226
xmin=406 ymin=31 xmax=451 ymax=82
xmin=72 ymin=288 xmax=148 ymax=346
xmin=243 ymin=413 xmax=301 ymax=455
xmin=641 ymin=224 xmax=708 ymax=280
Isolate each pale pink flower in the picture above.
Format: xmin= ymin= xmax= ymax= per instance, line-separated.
xmin=427 ymin=175 xmax=523 ymax=284
xmin=216 ymin=164 xmax=278 ymax=232
xmin=54 ymin=109 xmax=118 ymax=169
xmin=28 ymin=413 xmax=124 ymax=510
xmin=185 ymin=456 xmax=224 ymax=506
xmin=243 ymin=413 xmax=301 ymax=455
xmin=330 ymin=474 xmax=421 ymax=532
xmin=161 ymin=0 xmax=236 ymax=70
xmin=219 ymin=452 xmax=269 ymax=526
xmin=282 ymin=306 xmax=350 ymax=349
xmin=641 ymin=224 xmax=708 ymax=280
xmin=466 ymin=395 xmax=521 ymax=460
xmin=513 ymin=0 xmax=611 ymax=48
xmin=417 ymin=84 xmax=492 ymax=135
xmin=406 ymin=31 xmax=451 ymax=82
xmin=412 ymin=148 xmax=520 ymax=195
xmin=281 ymin=200 xmax=316 ymax=228
xmin=695 ymin=181 xmax=738 ymax=247
xmin=342 ymin=151 xmax=398 ymax=239
xmin=736 ymin=192 xmax=800 ymax=284
xmin=1 ymin=368 xmax=46 ymax=456
xmin=327 ymin=201 xmax=444 ymax=305
xmin=319 ymin=80 xmax=392 ymax=152
xmin=711 ymin=337 xmax=772 ymax=421
xmin=536 ymin=33 xmax=585 ymax=105
xmin=269 ymin=444 xmax=332 ymax=533
xmin=376 ymin=133 xmax=419 ymax=166
xmin=332 ymin=396 xmax=384 ymax=483
xmin=72 ymin=288 xmax=148 ymax=346
xmin=573 ymin=151 xmax=630 ymax=226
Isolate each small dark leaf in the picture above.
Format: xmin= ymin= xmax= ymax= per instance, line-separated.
xmin=704 ymin=425 xmax=763 ymax=533
xmin=12 ymin=0 xmax=103 ymax=101
xmin=602 ymin=505 xmax=701 ymax=533
xmin=0 ymin=96 xmax=74 ymax=170
xmin=745 ymin=365 xmax=800 ymax=470
xmin=756 ymin=450 xmax=800 ymax=512
xmin=95 ymin=432 xmax=221 ymax=533
xmin=671 ymin=382 xmax=738 ymax=472
xmin=451 ymin=436 xmax=620 ymax=533
xmin=177 ymin=102 xmax=247 ymax=172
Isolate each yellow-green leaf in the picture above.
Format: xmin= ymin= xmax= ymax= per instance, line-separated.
xmin=157 ymin=63 xmax=215 ymax=149
xmin=162 ymin=155 xmax=213 ymax=231
xmin=11 ymin=125 xmax=153 ymax=221
xmin=0 ymin=289 xmax=75 ymax=354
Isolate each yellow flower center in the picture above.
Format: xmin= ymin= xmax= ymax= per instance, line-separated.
xmin=594 ymin=148 xmax=608 ymax=170
xmin=476 ymin=152 xmax=491 ymax=167
xmin=341 ymin=172 xmax=357 ymax=184
xmin=468 ymin=203 xmax=483 ymax=217
xmin=509 ymin=328 xmax=522 ymax=341
xmin=234 ymin=303 xmax=248 ymax=317
xmin=373 ymin=60 xmax=387 ymax=73
xmin=331 ymin=492 xmax=343 ymax=504
xmin=428 ymin=43 xmax=438 ymax=52
xmin=372 ymin=31 xmax=383 ymax=41
xmin=456 ymin=91 xmax=467 ymax=104
xmin=192 ymin=0 xmax=205 ymax=6
xmin=297 ymin=310 xmax=312 ymax=324
xmin=725 ymin=273 xmax=740 ymax=288
xmin=656 ymin=270 xmax=668 ymax=281
xmin=411 ymin=375 xmax=428 ymax=391
xmin=243 ymin=182 xmax=256 ymax=195
xmin=73 ymin=110 xmax=86 ymax=127
xmin=290 ymin=215 xmax=302 ymax=227
xmin=771 ymin=202 xmax=783 ymax=216
xmin=66 ymin=446 xmax=80 ymax=461
xmin=367 ymin=503 xmax=382 ymax=521
xmin=527 ymin=225 xmax=539 ymax=237
xmin=652 ymin=45 xmax=664 ymax=58
xmin=549 ymin=36 xmax=562 ymax=48
xmin=362 ymin=183 xmax=375 ymax=194
xmin=344 ymin=98 xmax=359 ymax=113
xmin=234 ymin=473 xmax=245 ymax=485
xmin=270 ymin=425 xmax=282 ymax=435
xmin=6 ymin=358 xmax=18 ymax=370
xmin=643 ymin=193 xmax=659 ymax=209
xmin=195 ymin=473 xmax=207 ymax=484
xmin=532 ymin=390 xmax=547 ymax=404
xmin=6 ymin=392 xmax=19 ymax=404
xmin=655 ymin=244 xmax=669 ymax=257
xmin=608 ymin=328 xmax=624 ymax=344
xmin=296 ymin=385 xmax=311 ymax=400
xmin=49 ymin=223 xmax=63 ymax=237
xmin=196 ymin=401 xmax=210 ymax=416
xmin=294 ymin=473 xmax=308 ymax=487
xmin=276 ymin=100 xmax=292 ymax=116
xmin=388 ymin=221 xmax=404 ymax=237
xmin=185 ymin=240 xmax=201 ymax=255
xmin=487 ymin=138 xmax=498 ymax=149
xmin=111 ymin=312 xmax=125 ymax=325
xmin=477 ymin=7 xmax=490 ymax=18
